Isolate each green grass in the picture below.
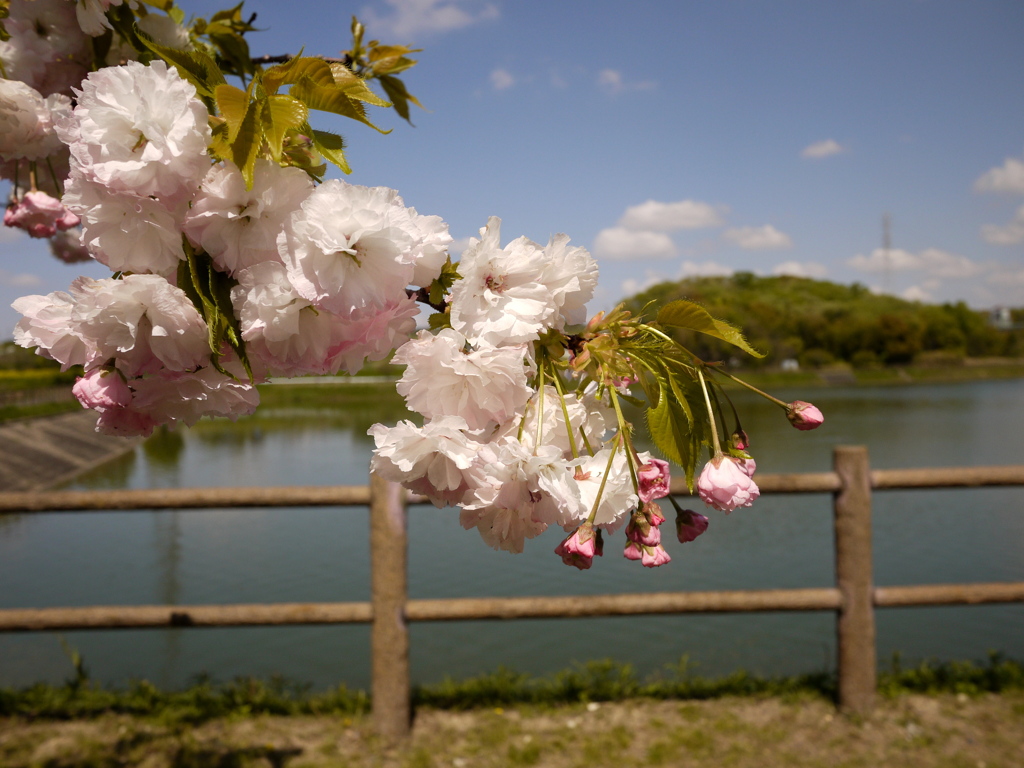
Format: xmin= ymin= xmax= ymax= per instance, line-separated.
xmin=3 ymin=655 xmax=1022 ymax=724
xmin=0 ymin=400 xmax=80 ymax=424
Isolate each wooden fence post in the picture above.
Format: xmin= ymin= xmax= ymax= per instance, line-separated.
xmin=833 ymin=445 xmax=876 ymax=715
xmin=369 ymin=472 xmax=410 ymax=739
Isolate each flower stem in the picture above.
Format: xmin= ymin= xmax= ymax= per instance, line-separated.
xmin=698 ymin=368 xmax=723 ymax=458
xmin=610 ymin=387 xmax=640 ymax=494
xmin=642 ymin=324 xmax=705 ymax=365
xmin=535 ymin=364 xmax=546 ymax=452
xmin=548 ymin=361 xmax=580 ymax=459
xmin=45 ymin=157 xmax=63 ymax=196
xmin=707 ymin=366 xmax=789 ymax=408
xmin=586 ymin=432 xmax=621 ymax=525
xmin=28 ymin=162 xmax=37 ymax=193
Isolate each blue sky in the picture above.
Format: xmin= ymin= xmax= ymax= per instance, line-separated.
xmin=3 ymin=0 xmax=1024 ymax=335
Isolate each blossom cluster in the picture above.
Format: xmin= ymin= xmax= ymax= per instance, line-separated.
xmin=11 ymin=54 xmax=450 ymax=435
xmin=369 ymin=218 xmax=717 ymax=567
xmin=1 ymin=0 xmax=197 ymax=260
xmin=6 ymin=0 xmax=826 ymax=570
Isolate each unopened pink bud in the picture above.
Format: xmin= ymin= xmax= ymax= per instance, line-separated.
xmin=625 ymin=509 xmax=661 ymax=546
xmin=697 ymin=456 xmax=760 ymax=513
xmin=730 ymin=429 xmax=750 ymax=451
xmin=787 ymin=401 xmax=824 ymax=431
xmin=640 ymin=544 xmax=671 ymax=568
xmin=675 ymin=509 xmax=709 ymax=543
xmin=623 ymin=540 xmax=643 ymax=561
xmin=4 ymin=191 xmax=80 ymax=238
xmin=555 ymin=523 xmax=599 ymax=570
xmin=73 ymin=368 xmax=132 ymax=410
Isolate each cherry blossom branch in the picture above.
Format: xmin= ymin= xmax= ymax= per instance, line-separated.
xmin=706 ymin=365 xmax=790 ymax=409
xmin=405 ymin=286 xmax=448 ymax=313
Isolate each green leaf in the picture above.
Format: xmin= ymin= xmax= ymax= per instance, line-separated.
xmin=261 ymin=54 xmax=333 ymax=94
xmin=378 ymin=74 xmax=423 ymax=124
xmin=208 ymin=29 xmax=253 ymax=77
xmin=427 ymin=311 xmax=452 ymax=331
xmin=210 ymin=3 xmax=245 ymax=23
xmin=328 ymin=63 xmax=391 ymax=107
xmin=657 ymin=299 xmax=766 ymax=358
xmin=309 ymin=128 xmax=351 ymax=174
xmin=229 ymin=94 xmax=262 ymax=188
xmin=214 ymin=83 xmax=249 ymax=136
xmin=134 ymin=24 xmax=226 ymax=97
xmin=646 ymin=393 xmax=693 ymax=476
xmin=261 ymin=95 xmax=308 ymax=162
xmin=290 ymin=77 xmax=391 ymax=133
xmin=178 ymin=244 xmax=252 ymax=381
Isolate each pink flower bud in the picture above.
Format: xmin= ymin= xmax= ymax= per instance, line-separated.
xmin=640 ymin=544 xmax=671 ymax=568
xmin=643 ymin=502 xmax=666 ymax=527
xmin=555 ymin=523 xmax=599 ymax=570
xmin=637 ymin=458 xmax=671 ymax=503
xmin=73 ymin=368 xmax=132 ymax=410
xmin=697 ymin=456 xmax=760 ymax=513
xmin=4 ymin=191 xmax=80 ymax=238
xmin=625 ymin=509 xmax=661 ymax=546
xmin=623 ymin=540 xmax=643 ymax=561
xmin=675 ymin=509 xmax=709 ymax=543
xmin=730 ymin=429 xmax=750 ymax=451
xmin=787 ymin=401 xmax=824 ymax=431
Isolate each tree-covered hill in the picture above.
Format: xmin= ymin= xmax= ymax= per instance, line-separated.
xmin=624 ymin=273 xmax=1023 ymax=368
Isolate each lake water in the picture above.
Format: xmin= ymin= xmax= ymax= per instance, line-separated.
xmin=1 ymin=379 xmax=1023 ymax=691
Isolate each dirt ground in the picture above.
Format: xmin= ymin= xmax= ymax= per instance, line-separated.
xmin=2 ymin=692 xmax=1022 ymax=768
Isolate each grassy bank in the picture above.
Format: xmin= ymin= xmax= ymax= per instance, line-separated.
xmin=3 ymin=655 xmax=1022 ymax=724
xmin=2 ymin=658 xmax=1023 ymax=768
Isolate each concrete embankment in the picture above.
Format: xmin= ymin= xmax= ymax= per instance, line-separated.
xmin=0 ymin=410 xmax=141 ymax=491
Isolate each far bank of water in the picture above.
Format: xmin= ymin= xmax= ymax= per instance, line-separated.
xmin=0 ymin=378 xmax=1022 ymax=691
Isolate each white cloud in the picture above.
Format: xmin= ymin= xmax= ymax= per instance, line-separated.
xmin=901 ymin=285 xmax=933 ymax=302
xmin=448 ymin=236 xmax=473 ymax=256
xmin=801 ymin=139 xmax=846 ymax=159
xmin=621 ymin=270 xmax=667 ymax=297
xmin=980 ymin=203 xmax=1024 ymax=245
xmin=847 ymin=247 xmax=980 ymax=279
xmin=592 ymin=227 xmax=676 ymax=260
xmin=361 ymin=0 xmax=499 ymax=39
xmin=618 ymin=199 xmax=725 ymax=231
xmin=772 ymin=260 xmax=827 ymax=279
xmin=489 ymin=68 xmax=514 ymax=90
xmin=723 ymin=224 xmax=792 ymax=250
xmin=974 ymin=156 xmax=1024 ymax=195
xmin=0 ymin=269 xmax=42 ymax=287
xmin=597 ymin=68 xmax=655 ymax=95
xmin=678 ymin=260 xmax=733 ymax=278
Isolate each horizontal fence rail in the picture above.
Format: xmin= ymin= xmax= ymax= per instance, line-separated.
xmin=1 ymin=449 xmax=1023 ymax=737
xmin=3 ymin=464 xmax=1022 ymax=513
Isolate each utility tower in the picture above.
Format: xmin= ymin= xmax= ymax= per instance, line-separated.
xmin=882 ymin=213 xmax=891 ymax=295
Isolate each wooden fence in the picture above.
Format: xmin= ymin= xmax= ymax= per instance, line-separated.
xmin=1 ymin=445 xmax=1023 ymax=739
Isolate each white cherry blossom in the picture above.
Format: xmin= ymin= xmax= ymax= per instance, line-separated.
xmin=540 ymin=233 xmax=599 ymax=327
xmin=369 ymin=416 xmax=485 ymax=507
xmin=68 ymin=274 xmax=210 ymax=376
xmin=449 ymin=216 xmax=559 ymax=345
xmin=393 ymin=328 xmax=533 ymax=431
xmin=63 ymin=176 xmax=186 ymax=274
xmin=58 ymin=60 xmax=211 ymax=204
xmin=458 ymin=439 xmax=564 ymax=553
xmin=0 ymin=80 xmax=71 ymax=161
xmin=279 ymin=180 xmax=422 ymax=314
xmin=185 ymin=159 xmax=313 ymax=275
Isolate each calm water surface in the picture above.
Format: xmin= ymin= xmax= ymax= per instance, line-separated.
xmin=1 ymin=379 xmax=1022 ymax=690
